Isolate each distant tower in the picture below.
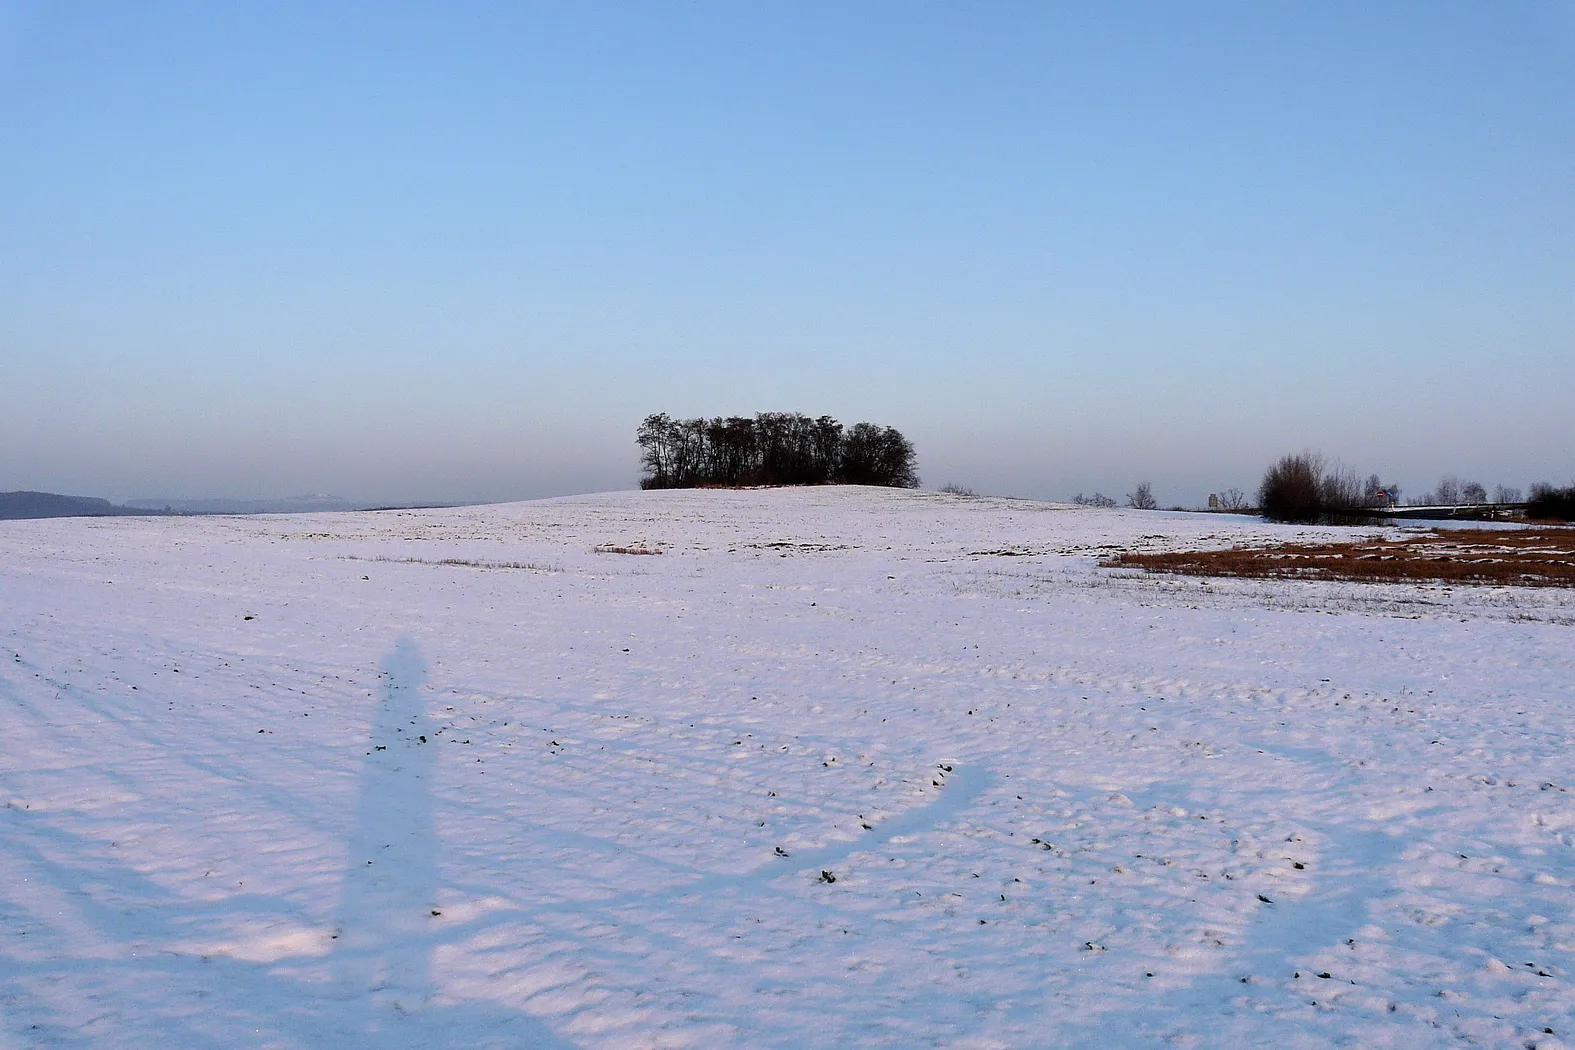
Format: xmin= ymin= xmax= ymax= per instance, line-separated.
xmin=1207 ymin=493 xmax=1220 ymax=511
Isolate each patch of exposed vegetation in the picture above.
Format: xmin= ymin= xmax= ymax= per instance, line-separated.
xmin=1102 ymin=528 xmax=1575 ymax=588
xmin=344 ymin=555 xmax=561 ymax=571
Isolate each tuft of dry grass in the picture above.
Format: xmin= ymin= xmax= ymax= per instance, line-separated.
xmin=1102 ymin=528 xmax=1575 ymax=588
xmin=593 ymin=544 xmax=663 ymax=556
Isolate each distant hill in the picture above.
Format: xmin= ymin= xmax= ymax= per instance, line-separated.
xmin=3 ymin=490 xmax=462 ymax=521
xmin=124 ymin=494 xmax=367 ymax=515
xmin=124 ymin=494 xmax=461 ymax=514
xmin=0 ymin=491 xmax=148 ymax=520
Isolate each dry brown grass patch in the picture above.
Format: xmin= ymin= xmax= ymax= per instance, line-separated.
xmin=1102 ymin=528 xmax=1575 ymax=588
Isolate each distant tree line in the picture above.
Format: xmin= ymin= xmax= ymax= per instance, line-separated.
xmin=0 ymin=491 xmax=154 ymax=521
xmin=1071 ymin=483 xmax=1159 ymax=510
xmin=637 ymin=412 xmax=919 ymax=490
xmin=1528 ymin=483 xmax=1575 ymax=521
xmin=1256 ymin=452 xmax=1573 ymax=523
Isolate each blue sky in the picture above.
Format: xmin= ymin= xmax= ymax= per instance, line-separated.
xmin=2 ymin=1 xmax=1571 ymax=504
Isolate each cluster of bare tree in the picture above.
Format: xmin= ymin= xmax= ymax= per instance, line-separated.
xmin=1409 ymin=476 xmax=1476 ymax=505
xmin=1406 ymin=476 xmax=1517 ymax=506
xmin=1259 ymin=453 xmax=1570 ymax=522
xmin=1405 ymin=479 xmax=1575 ymax=517
xmin=1258 ymin=453 xmax=1402 ymax=523
xmin=637 ymin=412 xmax=919 ymax=490
xmin=1528 ymin=483 xmax=1575 ymax=520
xmin=1071 ymin=483 xmax=1159 ymax=509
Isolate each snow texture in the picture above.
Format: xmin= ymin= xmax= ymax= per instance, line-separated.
xmin=2 ymin=487 xmax=1572 ymax=1048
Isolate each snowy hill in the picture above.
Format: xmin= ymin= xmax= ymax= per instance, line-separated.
xmin=2 ymin=487 xmax=1571 ymax=1047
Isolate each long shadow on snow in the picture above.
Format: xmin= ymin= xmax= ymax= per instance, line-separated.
xmin=0 ymin=641 xmax=575 ymax=1049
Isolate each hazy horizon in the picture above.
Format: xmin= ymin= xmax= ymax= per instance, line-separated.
xmin=4 ymin=3 xmax=1572 ymax=508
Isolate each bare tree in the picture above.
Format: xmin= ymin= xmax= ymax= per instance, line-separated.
xmin=1320 ymin=466 xmax=1365 ymax=515
xmin=1492 ymin=484 xmax=1522 ymax=504
xmin=870 ymin=425 xmax=919 ymax=487
xmin=1127 ymin=482 xmax=1157 ymax=510
xmin=1218 ymin=487 xmax=1249 ymax=510
xmin=637 ymin=413 xmax=677 ymax=489
xmin=1431 ymin=476 xmax=1463 ymax=505
xmin=1460 ymin=481 xmax=1487 ymax=505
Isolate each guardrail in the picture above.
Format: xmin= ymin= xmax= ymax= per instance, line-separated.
xmin=1365 ymin=503 xmax=1528 ymax=521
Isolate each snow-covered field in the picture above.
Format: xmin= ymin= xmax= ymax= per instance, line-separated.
xmin=2 ymin=487 xmax=1572 ymax=1048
